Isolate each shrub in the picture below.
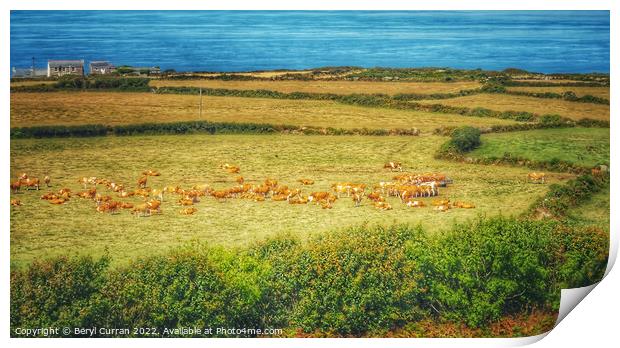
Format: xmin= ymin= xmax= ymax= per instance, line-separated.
xmin=480 ymin=83 xmax=506 ymax=93
xmin=412 ymin=218 xmax=559 ymax=327
xmin=10 ymin=217 xmax=609 ymax=336
xmin=449 ymin=126 xmax=481 ymax=153
xmin=11 ymin=255 xmax=110 ymax=333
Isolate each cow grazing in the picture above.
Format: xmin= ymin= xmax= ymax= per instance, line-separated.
xmin=146 ymin=199 xmax=162 ymax=214
xmin=527 ymin=172 xmax=546 ymax=184
xmin=43 ymin=175 xmax=51 ymax=187
xmin=137 ymin=176 xmax=148 ymax=188
xmin=352 ymin=193 xmax=364 ymax=207
xmin=132 ymin=203 xmax=151 ymax=217
xmin=180 ymin=207 xmax=198 ymax=215
xmin=384 ymin=162 xmax=403 ymax=172
xmin=406 ymin=200 xmax=425 ymax=208
xmin=374 ymin=201 xmax=392 ymax=210
xmin=10 ymin=181 xmax=21 ymax=194
xmin=142 ymin=169 xmax=161 ymax=176
xmin=49 ymin=198 xmax=66 ymax=205
xmin=21 ymin=177 xmax=40 ymax=190
xmin=435 ymin=204 xmax=450 ymax=212
xmin=454 ymin=201 xmax=475 ymax=209
xmin=431 ymin=199 xmax=450 ymax=207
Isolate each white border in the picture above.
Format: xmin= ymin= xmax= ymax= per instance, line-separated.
xmin=2 ymin=1 xmax=616 ymax=347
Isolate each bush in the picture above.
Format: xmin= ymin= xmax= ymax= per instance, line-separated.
xmin=11 ymin=255 xmax=110 ymax=333
xmin=449 ymin=126 xmax=481 ymax=153
xmin=10 ymin=217 xmax=609 ymax=336
xmin=413 ymin=218 xmax=558 ymax=327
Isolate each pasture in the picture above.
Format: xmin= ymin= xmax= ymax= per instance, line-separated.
xmin=149 ymin=79 xmax=482 ymax=95
xmin=10 ymin=92 xmax=518 ymax=131
xmin=469 ymin=128 xmax=610 ymax=168
xmin=418 ymin=93 xmax=610 ymax=121
xmin=566 ymin=188 xmax=610 ymax=232
xmin=9 ymin=134 xmax=562 ymax=268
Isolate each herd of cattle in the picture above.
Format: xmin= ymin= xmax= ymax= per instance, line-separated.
xmin=10 ymin=161 xmax=548 ymax=216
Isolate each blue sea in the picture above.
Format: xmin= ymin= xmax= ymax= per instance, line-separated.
xmin=10 ymin=11 xmax=609 ymax=73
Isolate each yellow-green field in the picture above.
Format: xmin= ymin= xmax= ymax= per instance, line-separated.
xmin=10 ymin=92 xmax=519 ymax=131
xmin=418 ymin=93 xmax=610 ymax=121
xmin=149 ymin=79 xmax=482 ymax=95
xmin=506 ymin=86 xmax=610 ymax=99
xmin=10 ymin=134 xmax=564 ymax=268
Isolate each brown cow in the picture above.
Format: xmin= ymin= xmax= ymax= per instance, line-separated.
xmin=406 ymin=200 xmax=426 ymax=208
xmin=21 ymin=177 xmax=40 ymax=190
xmin=137 ymin=176 xmax=148 ymax=188
xmin=180 ymin=207 xmax=198 ymax=215
xmin=352 ymin=193 xmax=364 ymax=207
xmin=383 ymin=162 xmax=403 ymax=172
xmin=142 ymin=169 xmax=161 ymax=176
xmin=374 ymin=201 xmax=392 ymax=210
xmin=10 ymin=181 xmax=21 ymax=194
xmin=527 ymin=172 xmax=546 ymax=184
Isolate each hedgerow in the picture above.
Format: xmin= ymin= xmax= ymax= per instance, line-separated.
xmin=10 ymin=76 xmax=151 ymax=92
xmin=10 ymin=217 xmax=608 ymax=337
xmin=505 ymin=90 xmax=609 ymax=105
xmin=10 ymin=124 xmax=108 ymax=138
xmin=529 ymin=174 xmax=609 ymax=218
xmin=10 ymin=121 xmax=420 ymax=139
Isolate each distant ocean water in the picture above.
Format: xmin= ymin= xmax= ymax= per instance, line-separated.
xmin=10 ymin=11 xmax=609 ymax=74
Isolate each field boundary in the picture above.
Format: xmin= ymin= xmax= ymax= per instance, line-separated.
xmin=9 ymin=120 xmax=421 ymax=139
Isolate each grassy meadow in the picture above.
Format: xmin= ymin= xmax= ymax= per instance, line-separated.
xmin=469 ymin=128 xmax=610 ymax=168
xmin=149 ymin=79 xmax=482 ymax=95
xmin=10 ymin=91 xmax=519 ymax=132
xmin=9 ymin=134 xmax=563 ymax=268
xmin=418 ymin=93 xmax=610 ymax=121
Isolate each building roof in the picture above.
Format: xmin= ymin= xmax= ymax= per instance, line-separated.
xmin=90 ymin=61 xmax=114 ymax=67
xmin=48 ymin=60 xmax=84 ymax=67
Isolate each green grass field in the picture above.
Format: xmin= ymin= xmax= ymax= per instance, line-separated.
xmin=566 ymin=187 xmax=610 ymax=232
xmin=469 ymin=128 xmax=610 ymax=168
xmin=9 ymin=134 xmax=566 ymax=268
xmin=10 ymin=92 xmax=519 ymax=132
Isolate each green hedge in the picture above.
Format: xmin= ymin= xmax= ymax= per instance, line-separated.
xmin=502 ymin=80 xmax=608 ymax=87
xmin=10 ymin=76 xmax=151 ymax=92
xmin=10 ymin=217 xmax=608 ymax=337
xmin=505 ymin=90 xmax=609 ymax=105
xmin=529 ymin=174 xmax=609 ymax=218
xmin=10 ymin=121 xmax=420 ymax=139
xmin=10 ymin=124 xmax=108 ymax=138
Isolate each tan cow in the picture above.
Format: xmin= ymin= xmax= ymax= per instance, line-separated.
xmin=527 ymin=172 xmax=546 ymax=184
xmin=384 ymin=162 xmax=403 ymax=172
